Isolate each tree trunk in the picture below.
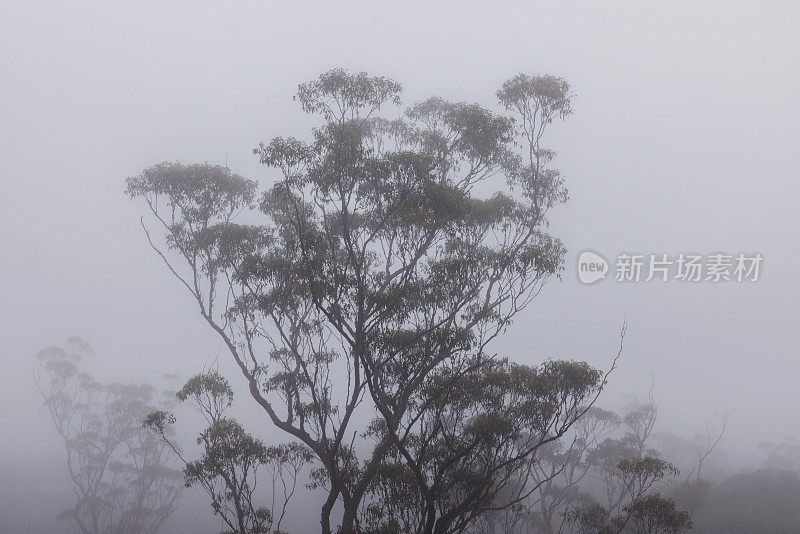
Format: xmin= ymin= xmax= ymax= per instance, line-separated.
xmin=540 ymin=496 xmax=555 ymax=534
xmin=321 ymin=488 xmax=340 ymax=534
xmin=340 ymin=503 xmax=359 ymax=534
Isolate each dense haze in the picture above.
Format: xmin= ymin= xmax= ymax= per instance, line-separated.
xmin=1 ymin=1 xmax=799 ymax=533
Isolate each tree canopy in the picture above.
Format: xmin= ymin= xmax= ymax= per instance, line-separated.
xmin=127 ymin=68 xmax=617 ymax=534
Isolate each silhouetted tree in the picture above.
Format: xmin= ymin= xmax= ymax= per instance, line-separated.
xmin=127 ymin=68 xmax=615 ymax=533
xmin=35 ymin=337 xmax=182 ymax=534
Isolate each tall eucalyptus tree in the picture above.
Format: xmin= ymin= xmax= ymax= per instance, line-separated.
xmin=127 ymin=69 xmax=611 ymax=533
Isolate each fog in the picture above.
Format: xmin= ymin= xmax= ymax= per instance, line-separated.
xmin=1 ymin=1 xmax=799 ymax=533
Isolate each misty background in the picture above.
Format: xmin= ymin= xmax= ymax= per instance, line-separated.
xmin=1 ymin=1 xmax=798 ymax=532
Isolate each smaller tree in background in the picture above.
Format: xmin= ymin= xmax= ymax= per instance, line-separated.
xmin=659 ymin=409 xmax=730 ymax=517
xmin=563 ymin=389 xmax=691 ymax=534
xmin=564 ymin=455 xmax=689 ymax=534
xmin=144 ymin=370 xmax=313 ymax=534
xmin=519 ymin=406 xmax=621 ymax=534
xmin=35 ymin=337 xmax=182 ymax=534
